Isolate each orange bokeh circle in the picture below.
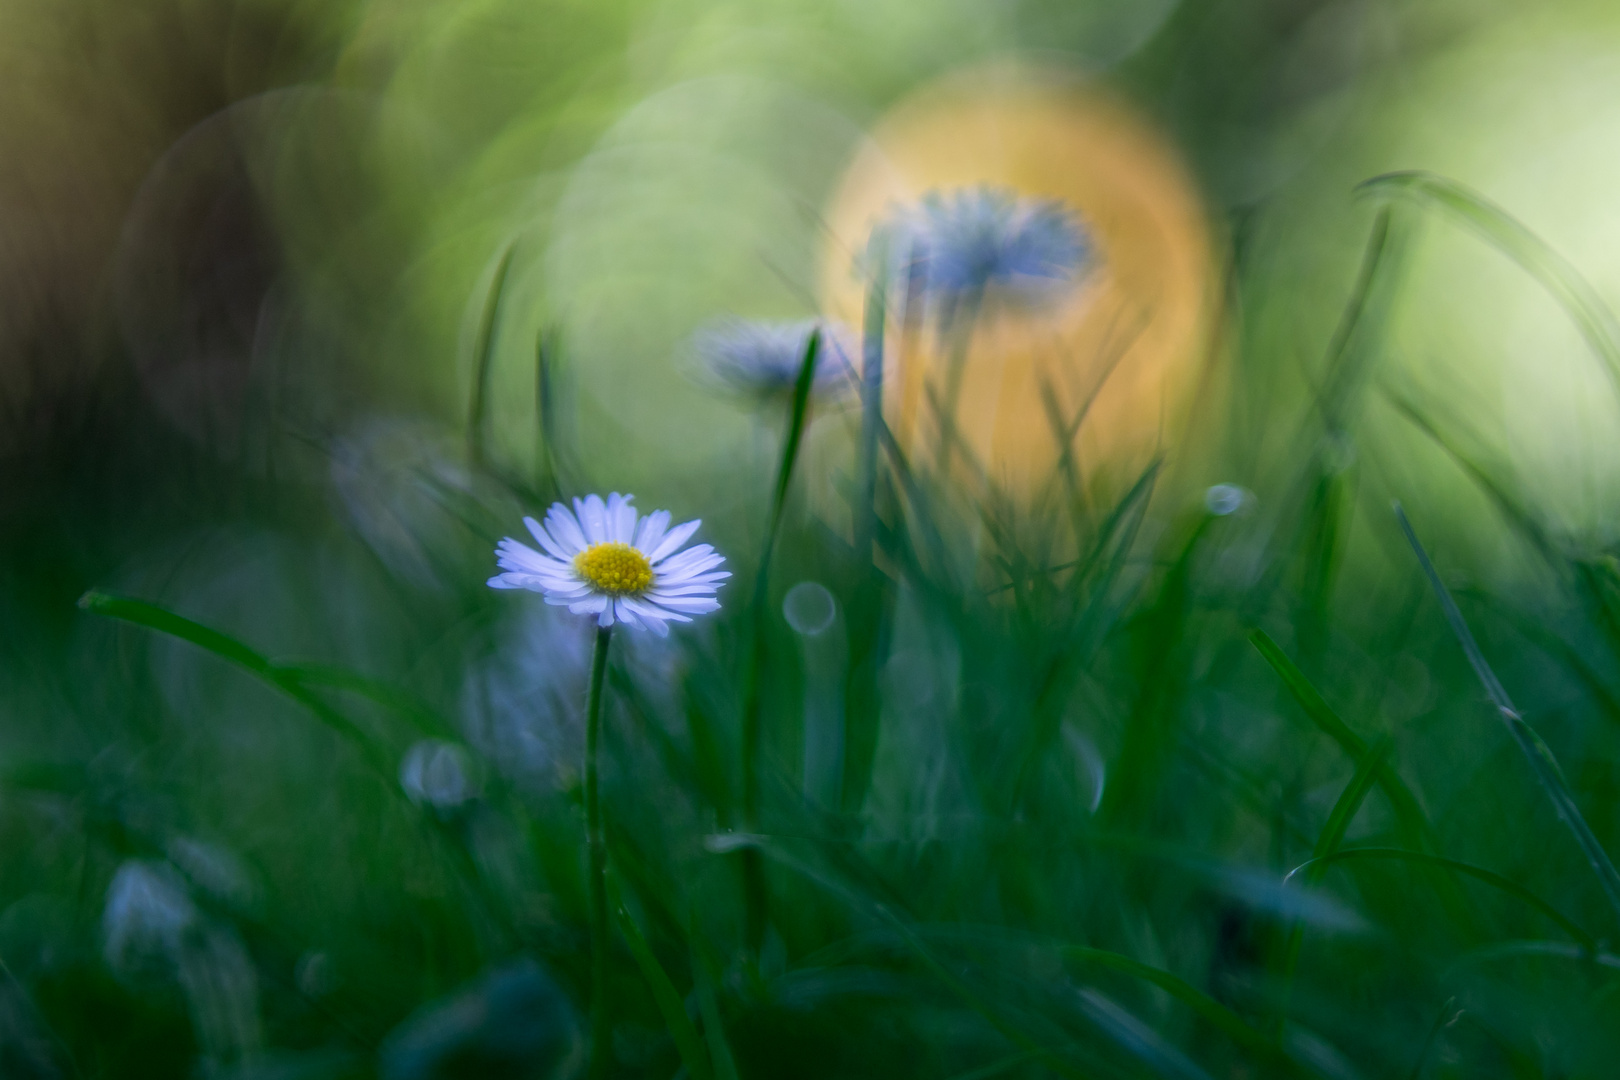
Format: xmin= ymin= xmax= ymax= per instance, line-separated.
xmin=820 ymin=65 xmax=1219 ymax=498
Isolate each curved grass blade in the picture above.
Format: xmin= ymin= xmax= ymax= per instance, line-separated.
xmin=1360 ymin=171 xmax=1620 ymax=400
xmin=1061 ymin=947 xmax=1314 ymax=1077
xmin=534 ymin=324 xmax=571 ymax=497
xmin=740 ymin=328 xmax=822 ymax=949
xmin=1404 ymin=997 xmax=1461 ymax=1080
xmin=78 ymin=591 xmax=380 ymax=764
xmin=276 ymin=661 xmax=453 ymax=738
xmin=689 ymin=934 xmax=741 ymax=1080
xmin=708 ymin=834 xmax=1094 ymax=1080
xmin=1249 ymin=631 xmax=1434 ymax=852
xmin=1274 ymin=737 xmax=1391 ymax=1032
xmin=608 ymin=874 xmax=714 ymax=1080
xmin=946 ymin=1052 xmax=1042 ymax=1080
xmin=1446 ymin=939 xmax=1620 ymax=974
xmin=467 ymin=241 xmax=517 ymax=468
xmin=1315 ymin=205 xmax=1408 ymax=431
xmin=1070 ymin=987 xmax=1212 ymax=1080
xmin=854 ymin=239 xmax=890 ymax=561
xmin=1395 ymin=504 xmax=1620 ymax=929
xmin=1285 ymin=848 xmax=1596 ymax=949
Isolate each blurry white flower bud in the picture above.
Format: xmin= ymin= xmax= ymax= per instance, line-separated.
xmin=1204 ymin=484 xmax=1251 ymax=517
xmin=400 ymin=741 xmax=481 ymax=813
xmin=102 ymin=860 xmax=197 ymax=982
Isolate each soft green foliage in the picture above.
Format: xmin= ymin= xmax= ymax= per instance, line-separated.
xmin=10 ymin=3 xmax=1620 ymax=1078
xmin=3 ymin=180 xmax=1618 ymax=1079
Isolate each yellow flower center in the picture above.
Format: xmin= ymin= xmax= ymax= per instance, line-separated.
xmin=574 ymin=542 xmax=653 ymax=596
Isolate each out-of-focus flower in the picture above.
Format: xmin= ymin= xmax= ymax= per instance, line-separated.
xmin=1204 ymin=483 xmax=1251 ymax=516
xmin=691 ymin=317 xmax=855 ymax=400
xmin=380 ymin=959 xmax=579 ymax=1080
xmin=488 ymin=493 xmax=728 ymax=636
xmin=883 ymin=184 xmax=1092 ymax=306
xmin=103 ymin=858 xmax=262 ymax=1061
xmin=400 ymin=740 xmax=481 ymax=812
xmin=167 ymin=837 xmax=258 ymax=913
xmin=103 ymin=860 xmax=197 ymax=982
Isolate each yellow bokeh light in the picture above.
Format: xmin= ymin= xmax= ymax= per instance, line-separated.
xmin=820 ymin=64 xmax=1219 ymax=498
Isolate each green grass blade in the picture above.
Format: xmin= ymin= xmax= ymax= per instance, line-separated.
xmin=534 ymin=323 xmax=568 ymax=497
xmin=853 ymin=242 xmax=890 ymax=562
xmin=467 ymin=241 xmax=517 ymax=469
xmin=739 ymin=327 xmax=822 ymax=948
xmin=1274 ymin=737 xmax=1391 ymax=1032
xmin=1069 ymin=987 xmax=1212 ymax=1080
xmin=1394 ymin=504 xmax=1620 ymax=928
xmin=1315 ymin=206 xmax=1402 ymax=429
xmin=945 ymin=1052 xmax=1042 ymax=1080
xmin=1380 ymin=386 xmax=1554 ymax=562
xmin=275 ymin=662 xmax=453 ymax=738
xmin=1310 ymin=736 xmax=1392 ymax=875
xmin=1360 ymin=171 xmax=1620 ymax=401
xmin=709 ymin=835 xmax=1095 ymax=1079
xmin=1249 ymin=630 xmax=1432 ymax=851
xmin=1060 ymin=947 xmax=1313 ymax=1076
xmin=768 ymin=328 xmax=821 ymax=543
xmin=689 ymin=937 xmax=741 ymax=1080
xmin=78 ymin=591 xmax=377 ymax=758
xmin=608 ymin=875 xmax=714 ymax=1080
xmin=1285 ymin=848 xmax=1596 ymax=949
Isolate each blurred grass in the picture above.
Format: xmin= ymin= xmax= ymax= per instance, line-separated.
xmin=7 ymin=1 xmax=1620 ymax=1078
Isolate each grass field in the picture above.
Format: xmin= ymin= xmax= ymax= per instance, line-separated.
xmin=5 ymin=2 xmax=1620 ymax=1078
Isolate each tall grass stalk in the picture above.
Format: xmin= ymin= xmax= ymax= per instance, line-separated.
xmin=740 ymin=328 xmax=820 ymax=950
xmin=584 ymin=623 xmax=614 ymax=1080
xmin=1396 ymin=503 xmax=1620 ymax=930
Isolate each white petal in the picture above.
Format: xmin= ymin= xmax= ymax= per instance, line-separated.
xmin=622 ymin=598 xmax=673 ymax=635
xmin=597 ymin=604 xmax=615 ymax=627
xmin=494 ymin=539 xmax=551 ymax=574
xmin=545 ymin=503 xmax=588 ymax=553
xmin=607 ymin=493 xmax=638 ymax=544
xmin=613 ymin=598 xmax=643 ymax=629
xmin=569 ymin=595 xmax=609 ymax=615
xmin=647 ymin=584 xmax=721 ymax=598
xmin=488 ymin=573 xmax=537 ymax=590
xmin=656 ymin=546 xmax=724 ymax=576
xmin=648 ymin=519 xmax=702 ymax=563
xmin=525 ymin=516 xmax=574 ymax=561
xmin=633 ymin=510 xmax=670 ymax=552
xmin=647 ymin=595 xmax=722 ymax=613
xmin=635 ymin=599 xmax=693 ymax=623
xmin=575 ymin=494 xmax=609 ymax=545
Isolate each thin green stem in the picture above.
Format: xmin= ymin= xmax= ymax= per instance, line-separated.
xmin=584 ymin=623 xmax=614 ymax=1080
xmin=468 ymin=242 xmax=516 ymax=469
xmin=1395 ymin=503 xmax=1620 ymax=930
xmin=854 ymin=239 xmax=890 ymax=562
xmin=740 ymin=330 xmax=819 ymax=952
xmin=932 ymin=288 xmax=983 ymax=479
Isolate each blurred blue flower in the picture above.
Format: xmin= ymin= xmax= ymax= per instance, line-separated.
xmin=380 ymin=959 xmax=579 ymax=1080
xmin=400 ymin=740 xmax=481 ymax=813
xmin=692 ymin=317 xmax=855 ymax=400
xmin=103 ymin=860 xmax=196 ymax=982
xmin=880 ymin=185 xmax=1092 ymax=305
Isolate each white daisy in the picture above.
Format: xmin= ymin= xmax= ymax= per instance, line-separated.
xmin=488 ymin=493 xmax=728 ymax=636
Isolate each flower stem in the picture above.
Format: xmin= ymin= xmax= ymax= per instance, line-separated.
xmin=584 ymin=622 xmax=614 ymax=1080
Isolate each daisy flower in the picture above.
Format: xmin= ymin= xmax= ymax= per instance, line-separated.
xmin=488 ymin=493 xmax=728 ymax=635
xmin=691 ymin=316 xmax=856 ymax=401
xmin=875 ymin=184 xmax=1093 ymax=306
